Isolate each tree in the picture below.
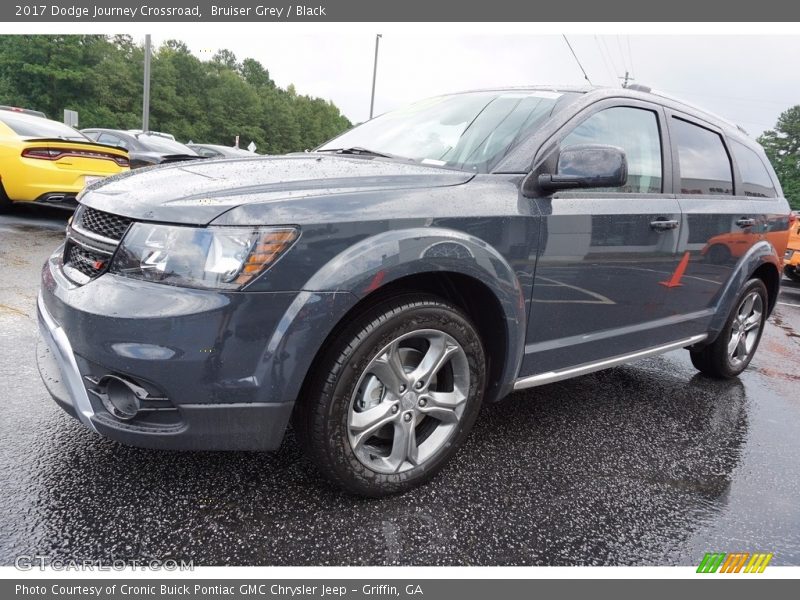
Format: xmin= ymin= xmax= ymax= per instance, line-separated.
xmin=758 ymin=106 xmax=800 ymax=210
xmin=0 ymin=35 xmax=352 ymax=154
xmin=240 ymin=58 xmax=273 ymax=89
xmin=212 ymin=48 xmax=238 ymax=71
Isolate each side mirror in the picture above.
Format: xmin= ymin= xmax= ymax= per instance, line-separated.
xmin=538 ymin=144 xmax=627 ymax=192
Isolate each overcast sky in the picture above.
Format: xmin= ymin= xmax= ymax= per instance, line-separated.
xmin=161 ymin=34 xmax=799 ymax=137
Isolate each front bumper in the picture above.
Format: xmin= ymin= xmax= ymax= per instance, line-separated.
xmin=36 ymin=293 xmax=295 ymax=450
xmin=37 ymin=292 xmax=98 ymax=431
xmin=36 ymin=248 xmax=353 ymax=451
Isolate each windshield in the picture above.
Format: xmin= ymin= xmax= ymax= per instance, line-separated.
xmin=0 ymin=112 xmax=86 ymax=141
xmin=317 ymin=90 xmax=563 ymax=171
xmin=137 ymin=134 xmax=198 ymax=155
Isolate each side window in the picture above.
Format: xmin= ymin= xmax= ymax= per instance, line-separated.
xmin=82 ymin=130 xmax=99 ymax=141
xmin=671 ymin=118 xmax=733 ymax=195
xmin=731 ymin=140 xmax=777 ymax=198
xmin=196 ymin=147 xmax=220 ymax=158
xmin=561 ymin=106 xmax=663 ymax=193
xmin=98 ymin=133 xmax=127 ymax=149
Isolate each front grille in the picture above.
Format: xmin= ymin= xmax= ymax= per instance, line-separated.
xmin=78 ymin=206 xmax=132 ymax=241
xmin=65 ymin=243 xmax=109 ymax=278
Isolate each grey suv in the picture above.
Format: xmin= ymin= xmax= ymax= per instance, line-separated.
xmin=37 ymin=86 xmax=790 ymax=496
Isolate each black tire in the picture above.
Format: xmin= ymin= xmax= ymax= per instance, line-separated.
xmin=295 ymin=294 xmax=486 ymax=497
xmin=0 ymin=184 xmax=13 ymax=214
xmin=689 ymin=278 xmax=768 ymax=378
xmin=784 ymin=266 xmax=800 ymax=283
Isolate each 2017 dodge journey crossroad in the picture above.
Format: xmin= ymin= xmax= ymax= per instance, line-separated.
xmin=37 ymin=86 xmax=790 ymax=496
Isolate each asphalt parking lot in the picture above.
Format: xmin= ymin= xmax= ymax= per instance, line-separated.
xmin=1 ymin=205 xmax=799 ymax=566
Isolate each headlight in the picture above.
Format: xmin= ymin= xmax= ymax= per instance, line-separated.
xmin=110 ymin=224 xmax=298 ymax=290
xmin=786 ymin=249 xmax=795 ymax=260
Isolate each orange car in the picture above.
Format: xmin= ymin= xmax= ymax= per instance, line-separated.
xmin=702 ymin=215 xmax=792 ymax=264
xmin=784 ymin=212 xmax=800 ymax=282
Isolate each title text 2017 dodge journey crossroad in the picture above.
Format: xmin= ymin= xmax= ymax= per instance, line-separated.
xmin=37 ymin=86 xmax=790 ymax=496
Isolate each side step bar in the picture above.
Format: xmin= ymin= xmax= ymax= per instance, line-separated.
xmin=513 ymin=334 xmax=708 ymax=391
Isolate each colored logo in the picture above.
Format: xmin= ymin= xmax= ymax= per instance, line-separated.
xmin=697 ymin=552 xmax=773 ymax=573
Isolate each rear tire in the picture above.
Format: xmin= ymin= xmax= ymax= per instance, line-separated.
xmin=295 ymin=294 xmax=486 ymax=497
xmin=689 ymin=278 xmax=768 ymax=378
xmin=784 ymin=266 xmax=800 ymax=283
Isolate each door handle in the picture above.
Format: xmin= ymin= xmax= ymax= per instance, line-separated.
xmin=736 ymin=218 xmax=756 ymax=228
xmin=650 ymin=219 xmax=679 ymax=232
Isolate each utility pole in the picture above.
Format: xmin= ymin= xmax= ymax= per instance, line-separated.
xmin=619 ymin=70 xmax=633 ymax=88
xmin=369 ymin=34 xmax=382 ymax=120
xmin=142 ymin=34 xmax=151 ymax=132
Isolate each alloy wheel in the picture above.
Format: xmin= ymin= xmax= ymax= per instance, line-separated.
xmin=727 ymin=290 xmax=763 ymax=367
xmin=347 ymin=329 xmax=470 ymax=474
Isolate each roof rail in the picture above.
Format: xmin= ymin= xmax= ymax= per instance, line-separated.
xmin=626 ymin=84 xmax=651 ymax=93
xmin=634 ymin=88 xmax=749 ymax=135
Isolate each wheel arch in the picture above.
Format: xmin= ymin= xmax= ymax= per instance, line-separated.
xmin=705 ymin=240 xmax=781 ymax=343
xmin=751 ymin=261 xmax=780 ymax=314
xmin=284 ymin=228 xmax=528 ymax=408
xmin=300 ymin=271 xmax=521 ymax=409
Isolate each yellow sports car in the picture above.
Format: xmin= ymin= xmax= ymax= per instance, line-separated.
xmin=0 ymin=109 xmax=129 ymax=212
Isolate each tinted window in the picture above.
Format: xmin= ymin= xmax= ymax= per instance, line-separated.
xmin=562 ymin=107 xmax=662 ymax=193
xmin=0 ymin=112 xmax=86 ymax=141
xmin=672 ymin=118 xmax=733 ymax=195
xmin=136 ymin=134 xmax=197 ymax=155
xmin=98 ymin=132 xmax=128 ymax=149
xmin=191 ymin=146 xmax=222 ymax=158
xmin=731 ymin=140 xmax=776 ymax=198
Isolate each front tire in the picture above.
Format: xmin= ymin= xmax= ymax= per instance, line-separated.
xmin=295 ymin=294 xmax=486 ymax=497
xmin=689 ymin=278 xmax=768 ymax=378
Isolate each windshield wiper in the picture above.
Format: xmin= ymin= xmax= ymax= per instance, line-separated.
xmin=316 ymin=146 xmax=394 ymax=159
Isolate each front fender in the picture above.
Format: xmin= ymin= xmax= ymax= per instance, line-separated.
xmin=705 ymin=240 xmax=781 ymax=344
xmin=267 ymin=228 xmax=527 ymax=405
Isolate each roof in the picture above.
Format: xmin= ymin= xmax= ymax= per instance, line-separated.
xmin=438 ymin=85 xmax=749 ymax=137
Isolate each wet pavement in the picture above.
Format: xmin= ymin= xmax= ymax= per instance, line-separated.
xmin=1 ymin=205 xmax=799 ymax=566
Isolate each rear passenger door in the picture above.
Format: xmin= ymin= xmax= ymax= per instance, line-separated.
xmin=668 ymin=112 xmax=759 ymax=330
xmin=729 ymin=138 xmax=790 ymax=261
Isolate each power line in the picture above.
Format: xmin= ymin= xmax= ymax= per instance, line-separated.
xmin=600 ymin=36 xmax=621 ymax=78
xmin=626 ymin=35 xmax=635 ymax=79
xmin=616 ymin=35 xmax=629 ymax=76
xmin=562 ymin=34 xmax=592 ymax=85
xmin=594 ymin=35 xmax=616 ymax=85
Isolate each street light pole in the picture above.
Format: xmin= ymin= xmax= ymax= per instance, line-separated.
xmin=369 ymin=34 xmax=382 ymax=120
xmin=142 ymin=34 xmax=151 ymax=132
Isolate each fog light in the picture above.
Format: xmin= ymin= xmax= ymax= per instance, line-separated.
xmin=97 ymin=375 xmax=143 ymax=420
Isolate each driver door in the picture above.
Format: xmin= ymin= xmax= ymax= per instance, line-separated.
xmin=521 ymin=100 xmax=684 ymax=377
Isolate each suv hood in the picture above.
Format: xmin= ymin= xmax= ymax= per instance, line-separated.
xmin=80 ymin=155 xmax=473 ymax=224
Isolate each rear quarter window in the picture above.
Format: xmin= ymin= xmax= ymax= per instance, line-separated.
xmin=731 ymin=140 xmax=777 ymax=198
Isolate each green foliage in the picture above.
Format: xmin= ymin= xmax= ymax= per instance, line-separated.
xmin=758 ymin=106 xmax=800 ymax=210
xmin=0 ymin=35 xmax=352 ymax=153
